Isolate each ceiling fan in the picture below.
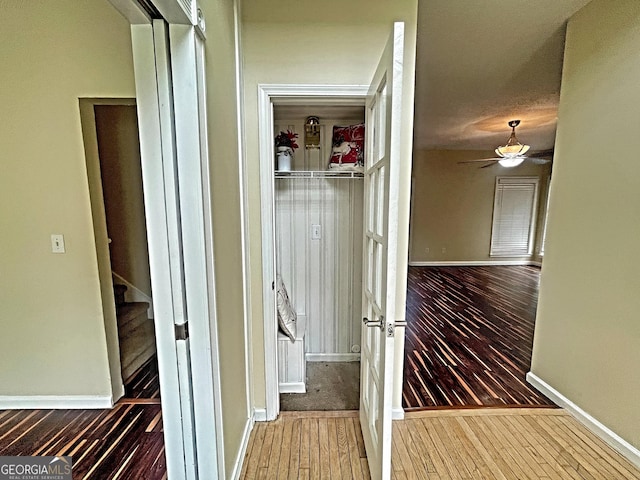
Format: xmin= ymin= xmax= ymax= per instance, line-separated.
xmin=458 ymin=119 xmax=553 ymax=168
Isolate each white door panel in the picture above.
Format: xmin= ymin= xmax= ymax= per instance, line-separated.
xmin=360 ymin=22 xmax=405 ymax=480
xmin=132 ymin=19 xmax=220 ymax=480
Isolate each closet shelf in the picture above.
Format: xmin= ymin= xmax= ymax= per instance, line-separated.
xmin=275 ymin=170 xmax=364 ymax=179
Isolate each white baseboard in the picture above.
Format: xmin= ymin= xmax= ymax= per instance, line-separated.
xmin=112 ymin=271 xmax=154 ymax=318
xmin=279 ymin=382 xmax=306 ymax=394
xmin=253 ymin=408 xmax=268 ymax=422
xmin=306 ymin=353 xmax=361 ymax=362
xmin=409 ymin=260 xmax=537 ymax=267
xmin=526 ymin=372 xmax=640 ymax=469
xmin=230 ymin=415 xmax=255 ymax=480
xmin=0 ymin=395 xmax=113 ymax=410
xmin=392 ymin=407 xmax=405 ymax=420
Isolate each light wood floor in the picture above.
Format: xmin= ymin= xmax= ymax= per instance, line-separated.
xmin=240 ymin=409 xmax=640 ymax=479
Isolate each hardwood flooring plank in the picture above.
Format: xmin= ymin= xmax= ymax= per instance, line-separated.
xmin=449 ymin=416 xmax=493 ymax=478
xmin=299 ymin=418 xmax=310 ymax=469
xmin=327 ymin=418 xmax=342 ymax=479
xmin=345 ymin=415 xmax=365 ymax=479
xmin=423 ymin=416 xmax=471 ymax=479
xmin=287 ymin=419 xmax=301 ymax=480
xmin=242 ymin=422 xmax=266 ymax=479
xmin=318 ymin=417 xmax=331 ymax=479
xmin=309 ymin=418 xmax=321 ymax=479
xmin=407 ymin=419 xmax=438 ymax=475
xmin=258 ymin=423 xmax=275 ymax=470
xmin=391 ymin=423 xmax=419 ymax=479
xmin=415 ymin=418 xmax=454 ymax=479
xmin=453 ymin=416 xmax=509 ymax=480
xmin=336 ymin=418 xmax=353 ymax=480
xmin=265 ymin=419 xmax=284 ymax=479
xmin=277 ymin=420 xmax=293 ymax=480
xmin=462 ymin=416 xmax=521 ymax=479
xmin=352 ymin=417 xmax=367 ymax=459
xmin=394 ymin=420 xmax=434 ymax=477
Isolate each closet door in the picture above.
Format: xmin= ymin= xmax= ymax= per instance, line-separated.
xmin=360 ymin=22 xmax=404 ymax=480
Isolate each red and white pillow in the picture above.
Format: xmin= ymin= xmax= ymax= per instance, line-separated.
xmin=328 ymin=123 xmax=365 ymax=172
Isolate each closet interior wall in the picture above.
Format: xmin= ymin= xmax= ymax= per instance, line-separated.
xmin=274 ymin=108 xmax=365 ymax=360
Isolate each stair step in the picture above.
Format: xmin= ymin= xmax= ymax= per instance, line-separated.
xmin=117 ymin=302 xmax=150 ymax=338
xmin=119 ymin=313 xmax=156 ymax=379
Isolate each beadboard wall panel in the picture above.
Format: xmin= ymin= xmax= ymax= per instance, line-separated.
xmin=275 ymin=116 xmax=364 ymax=357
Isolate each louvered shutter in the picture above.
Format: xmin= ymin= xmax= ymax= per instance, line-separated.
xmin=490 ymin=177 xmax=539 ymax=256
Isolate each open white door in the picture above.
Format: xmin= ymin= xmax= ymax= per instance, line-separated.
xmin=360 ymin=22 xmax=404 ymax=480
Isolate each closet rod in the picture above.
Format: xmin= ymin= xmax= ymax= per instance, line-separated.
xmin=275 ymin=170 xmax=364 ymax=179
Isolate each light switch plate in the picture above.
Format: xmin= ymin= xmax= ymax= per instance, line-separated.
xmin=51 ymin=234 xmax=65 ymax=253
xmin=311 ymin=224 xmax=322 ymax=240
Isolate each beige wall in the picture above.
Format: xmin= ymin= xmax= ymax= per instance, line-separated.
xmin=95 ymin=105 xmax=151 ymax=297
xmin=200 ymin=0 xmax=250 ymax=474
xmin=241 ymin=0 xmax=418 ymax=409
xmin=531 ymin=0 xmax=640 ymax=450
xmin=410 ymin=149 xmax=551 ymax=263
xmin=0 ymin=1 xmax=135 ymax=397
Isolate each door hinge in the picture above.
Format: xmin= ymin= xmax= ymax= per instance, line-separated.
xmin=272 ymin=280 xmax=275 ymax=290
xmin=175 ymin=322 xmax=189 ymax=341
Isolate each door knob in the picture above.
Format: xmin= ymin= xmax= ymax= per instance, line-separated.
xmin=363 ymin=315 xmax=384 ymax=331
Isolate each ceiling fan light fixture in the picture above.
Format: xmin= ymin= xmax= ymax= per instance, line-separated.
xmin=495 ymin=119 xmax=530 ymax=158
xmin=498 ymin=157 xmax=526 ymax=168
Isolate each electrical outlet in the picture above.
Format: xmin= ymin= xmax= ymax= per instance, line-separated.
xmin=51 ymin=234 xmax=65 ymax=253
xmin=425 ymin=247 xmax=430 ymax=254
xmin=441 ymin=247 xmax=446 ymax=254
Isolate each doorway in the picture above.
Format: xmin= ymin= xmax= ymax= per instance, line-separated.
xmin=258 ymin=86 xmax=370 ymax=420
xmin=272 ymin=104 xmax=365 ymax=412
xmin=403 ymin=156 xmax=554 ymax=409
xmin=80 ymin=99 xmax=159 ymax=401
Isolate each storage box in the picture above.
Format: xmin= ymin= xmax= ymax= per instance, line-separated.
xmin=277 ymin=315 xmax=306 ymax=393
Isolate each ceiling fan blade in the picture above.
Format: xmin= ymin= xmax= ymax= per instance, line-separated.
xmin=528 ymin=148 xmax=554 ymax=157
xmin=480 ymin=161 xmax=499 ymax=168
xmin=528 ymin=157 xmax=552 ymax=164
xmin=457 ymin=158 xmax=502 ymax=164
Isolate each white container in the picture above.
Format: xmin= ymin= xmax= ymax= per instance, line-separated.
xmin=277 ymin=315 xmax=306 ymax=393
xmin=276 ymin=146 xmax=293 ymax=171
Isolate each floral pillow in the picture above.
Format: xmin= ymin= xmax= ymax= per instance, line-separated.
xmin=328 ymin=123 xmax=365 ymax=168
xmin=276 ymin=275 xmax=297 ymax=342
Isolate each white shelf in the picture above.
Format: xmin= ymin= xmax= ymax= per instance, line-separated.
xmin=275 ymin=170 xmax=364 ymax=179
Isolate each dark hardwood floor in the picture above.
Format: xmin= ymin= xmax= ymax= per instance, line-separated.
xmin=403 ymin=265 xmax=555 ymax=409
xmin=0 ymin=357 xmax=166 ymax=479
xmin=123 ymin=355 xmax=160 ymax=400
xmin=0 ymin=404 xmax=166 ymax=479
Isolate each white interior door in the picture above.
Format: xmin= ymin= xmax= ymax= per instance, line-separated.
xmin=131 ymin=18 xmax=221 ymax=480
xmin=360 ymin=22 xmax=404 ymax=480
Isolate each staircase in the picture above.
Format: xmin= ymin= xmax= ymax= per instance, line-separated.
xmin=114 ymin=284 xmax=156 ymax=380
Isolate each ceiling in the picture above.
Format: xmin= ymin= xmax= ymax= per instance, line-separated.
xmin=413 ymin=0 xmax=593 ymax=152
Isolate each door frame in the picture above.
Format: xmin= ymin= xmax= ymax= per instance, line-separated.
xmin=257 ymin=84 xmax=368 ymax=420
